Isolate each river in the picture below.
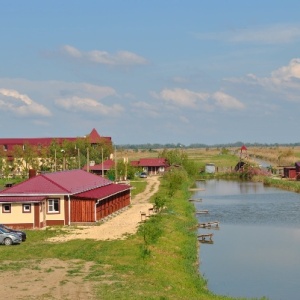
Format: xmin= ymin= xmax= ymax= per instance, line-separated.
xmin=193 ymin=179 xmax=300 ymax=300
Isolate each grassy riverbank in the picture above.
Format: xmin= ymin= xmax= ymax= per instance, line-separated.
xmin=0 ymin=177 xmax=256 ymax=300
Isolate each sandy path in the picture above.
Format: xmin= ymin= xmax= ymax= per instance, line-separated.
xmin=49 ymin=175 xmax=160 ymax=242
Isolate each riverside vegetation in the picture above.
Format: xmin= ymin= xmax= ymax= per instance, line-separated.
xmin=2 ymin=147 xmax=298 ymax=299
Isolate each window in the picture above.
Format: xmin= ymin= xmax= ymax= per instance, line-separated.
xmin=3 ymin=144 xmax=8 ymax=151
xmin=48 ymin=199 xmax=60 ymax=213
xmin=22 ymin=203 xmax=31 ymax=213
xmin=2 ymin=204 xmax=11 ymax=213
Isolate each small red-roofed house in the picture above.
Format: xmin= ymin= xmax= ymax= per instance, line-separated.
xmin=0 ymin=169 xmax=131 ymax=229
xmin=131 ymin=158 xmax=169 ymax=175
xmin=82 ymin=159 xmax=115 ymax=176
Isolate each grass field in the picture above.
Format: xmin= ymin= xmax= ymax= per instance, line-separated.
xmin=1 ymin=147 xmax=295 ymax=299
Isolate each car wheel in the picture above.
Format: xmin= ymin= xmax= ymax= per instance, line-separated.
xmin=4 ymin=238 xmax=13 ymax=246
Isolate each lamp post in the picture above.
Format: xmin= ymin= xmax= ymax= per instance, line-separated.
xmin=86 ymin=148 xmax=90 ymax=172
xmin=54 ymin=149 xmax=57 ymax=172
xmin=61 ymin=149 xmax=66 ymax=171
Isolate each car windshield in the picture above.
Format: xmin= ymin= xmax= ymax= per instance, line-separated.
xmin=0 ymin=227 xmax=10 ymax=233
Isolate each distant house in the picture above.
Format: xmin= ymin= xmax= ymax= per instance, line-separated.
xmin=0 ymin=169 xmax=131 ymax=229
xmin=283 ymin=166 xmax=296 ymax=179
xmin=131 ymin=158 xmax=169 ymax=175
xmin=82 ymin=159 xmax=114 ymax=176
xmin=283 ymin=162 xmax=300 ymax=180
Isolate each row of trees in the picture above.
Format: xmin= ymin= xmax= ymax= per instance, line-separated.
xmin=0 ymin=138 xmax=113 ymax=179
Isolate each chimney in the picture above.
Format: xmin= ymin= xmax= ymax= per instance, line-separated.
xmin=29 ymin=169 xmax=36 ymax=178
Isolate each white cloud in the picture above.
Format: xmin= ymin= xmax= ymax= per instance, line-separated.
xmin=230 ymin=58 xmax=300 ymax=91
xmin=0 ymin=88 xmax=51 ymax=117
xmin=61 ymin=45 xmax=148 ymax=66
xmin=212 ymin=91 xmax=245 ymax=110
xmin=156 ymin=88 xmax=209 ymax=108
xmin=154 ymin=88 xmax=244 ymax=111
xmin=55 ymin=96 xmax=124 ymax=116
xmin=62 ymin=45 xmax=82 ymax=58
xmin=195 ymin=24 xmax=300 ymax=44
xmin=271 ymin=58 xmax=300 ymax=83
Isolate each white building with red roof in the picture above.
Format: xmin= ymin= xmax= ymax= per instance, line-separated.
xmin=130 ymin=158 xmax=169 ymax=175
xmin=0 ymin=169 xmax=131 ymax=229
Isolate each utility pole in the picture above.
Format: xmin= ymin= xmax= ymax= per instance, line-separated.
xmin=101 ymin=148 xmax=104 ymax=177
xmin=87 ymin=148 xmax=90 ymax=172
xmin=114 ymin=147 xmax=117 ymax=181
xmin=54 ymin=149 xmax=57 ymax=172
xmin=77 ymin=147 xmax=80 ymax=169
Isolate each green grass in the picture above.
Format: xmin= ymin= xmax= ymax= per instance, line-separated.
xmin=130 ymin=180 xmax=147 ymax=198
xmin=0 ymin=171 xmax=264 ymax=299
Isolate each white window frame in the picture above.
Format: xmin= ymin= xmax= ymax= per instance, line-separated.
xmin=47 ymin=199 xmax=60 ymax=214
xmin=22 ymin=203 xmax=31 ymax=213
xmin=2 ymin=204 xmax=11 ymax=213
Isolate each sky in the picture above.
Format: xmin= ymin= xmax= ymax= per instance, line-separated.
xmin=1 ymin=1 xmax=300 ymax=146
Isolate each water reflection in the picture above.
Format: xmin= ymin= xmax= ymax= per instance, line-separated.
xmin=194 ymin=180 xmax=300 ymax=300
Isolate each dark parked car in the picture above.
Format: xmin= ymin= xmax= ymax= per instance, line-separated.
xmin=0 ymin=227 xmax=22 ymax=245
xmin=0 ymin=224 xmax=26 ymax=241
xmin=139 ymin=172 xmax=147 ymax=178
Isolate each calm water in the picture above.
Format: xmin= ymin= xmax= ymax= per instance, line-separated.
xmin=194 ymin=180 xmax=300 ymax=300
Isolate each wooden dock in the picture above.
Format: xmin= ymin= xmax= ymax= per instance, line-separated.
xmin=198 ymin=233 xmax=213 ymax=243
xmin=188 ymin=198 xmax=202 ymax=202
xmin=195 ymin=210 xmax=209 ymax=214
xmin=189 ymin=188 xmax=205 ymax=191
xmin=198 ymin=221 xmax=219 ymax=228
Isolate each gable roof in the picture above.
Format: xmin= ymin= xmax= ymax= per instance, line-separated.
xmin=0 ymin=169 xmax=112 ymax=196
xmin=138 ymin=158 xmax=168 ymax=167
xmin=88 ymin=128 xmax=102 ymax=144
xmin=75 ymin=183 xmax=130 ymax=200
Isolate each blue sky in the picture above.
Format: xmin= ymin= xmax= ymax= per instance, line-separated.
xmin=1 ymin=1 xmax=300 ymax=145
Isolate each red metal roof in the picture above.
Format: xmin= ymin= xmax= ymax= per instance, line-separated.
xmin=82 ymin=159 xmax=114 ymax=171
xmin=0 ymin=170 xmax=112 ymax=196
xmin=138 ymin=158 xmax=168 ymax=167
xmin=88 ymin=128 xmax=102 ymax=144
xmin=0 ymin=196 xmax=45 ymax=203
xmin=74 ymin=183 xmax=130 ymax=200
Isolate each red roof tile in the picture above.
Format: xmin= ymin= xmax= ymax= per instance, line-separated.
xmin=82 ymin=159 xmax=114 ymax=171
xmin=0 ymin=170 xmax=112 ymax=196
xmin=88 ymin=128 xmax=102 ymax=144
xmin=0 ymin=196 xmax=45 ymax=203
xmin=74 ymin=183 xmax=130 ymax=200
xmin=138 ymin=158 xmax=168 ymax=167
